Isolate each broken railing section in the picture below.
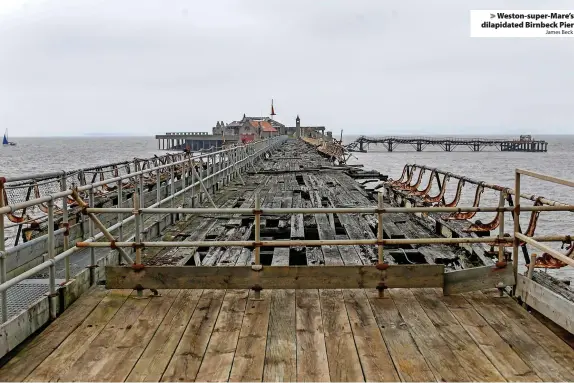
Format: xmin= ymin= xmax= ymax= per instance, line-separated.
xmin=301 ymin=137 xmax=351 ymax=165
xmin=0 ymin=136 xmax=286 ymax=324
xmin=387 ymin=164 xmax=574 ymax=270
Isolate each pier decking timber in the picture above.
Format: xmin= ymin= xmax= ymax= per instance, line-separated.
xmin=1 ymin=138 xmax=573 ymax=382
xmin=1 ymin=286 xmax=574 ymax=382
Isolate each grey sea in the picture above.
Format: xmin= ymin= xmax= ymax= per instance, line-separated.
xmin=1 ymin=135 xmax=573 ymax=282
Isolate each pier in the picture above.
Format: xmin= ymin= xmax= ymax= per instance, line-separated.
xmin=347 ymin=135 xmax=549 ymax=152
xmin=0 ymin=136 xmax=573 ymax=382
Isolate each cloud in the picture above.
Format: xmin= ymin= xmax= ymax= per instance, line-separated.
xmin=0 ymin=0 xmax=573 ymax=136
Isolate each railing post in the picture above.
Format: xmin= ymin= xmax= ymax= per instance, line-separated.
xmin=139 ymin=174 xmax=145 ymax=210
xmin=182 ymin=159 xmax=187 ymax=206
xmin=170 ymin=164 xmax=175 ymax=223
xmin=88 ymin=188 xmax=96 ymax=285
xmin=377 ymin=191 xmax=386 ymax=298
xmin=253 ymin=193 xmax=261 ymax=299
xmin=47 ymin=199 xmax=58 ymax=320
xmin=191 ymin=159 xmax=195 ymax=207
xmin=156 ymin=169 xmax=161 ymax=208
xmin=60 ymin=173 xmax=70 ymax=281
xmin=512 ymin=171 xmax=521 ymax=296
xmin=118 ymin=179 xmax=124 ymax=265
xmin=497 ymin=190 xmax=506 ymax=297
xmin=0 ymin=178 xmax=6 ymax=323
xmin=133 ymin=186 xmax=143 ymax=298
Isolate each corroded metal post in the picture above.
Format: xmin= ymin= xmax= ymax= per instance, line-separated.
xmin=191 ymin=158 xmax=195 ymax=207
xmin=512 ymin=171 xmax=520 ymax=295
xmin=60 ymin=173 xmax=70 ymax=281
xmin=118 ymin=179 xmax=124 ymax=264
xmin=498 ymin=190 xmax=505 ymax=265
xmin=47 ymin=199 xmax=57 ymax=319
xmin=0 ymin=177 xmax=6 ymax=323
xmin=377 ymin=191 xmax=387 ymax=299
xmin=170 ymin=164 xmax=175 ymax=224
xmin=253 ymin=193 xmax=262 ymax=300
xmin=89 ymin=188 xmax=96 ymax=285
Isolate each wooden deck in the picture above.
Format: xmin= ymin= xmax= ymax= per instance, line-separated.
xmin=1 ymin=286 xmax=573 ymax=382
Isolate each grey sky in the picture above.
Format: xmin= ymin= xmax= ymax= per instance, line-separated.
xmin=0 ymin=0 xmax=572 ymax=136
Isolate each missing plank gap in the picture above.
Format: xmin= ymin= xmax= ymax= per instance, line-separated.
xmin=289 ymin=247 xmax=308 ymax=265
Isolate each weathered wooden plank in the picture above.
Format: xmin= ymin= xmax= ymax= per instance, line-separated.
xmin=127 ymin=290 xmax=203 ymax=382
xmin=342 ymin=290 xmax=399 ymax=382
xmin=389 ymin=288 xmax=471 ymax=381
xmin=366 ymin=289 xmax=436 ymax=382
xmin=440 ymin=292 xmax=540 ymax=381
xmin=89 ymin=290 xmax=181 ymax=382
xmin=161 ymin=290 xmax=225 ymax=382
xmin=272 ymin=247 xmax=290 ymax=265
xmin=411 ymin=289 xmax=505 ymax=381
xmin=465 ymin=290 xmax=573 ymax=382
xmin=443 ymin=264 xmax=515 ymax=295
xmin=59 ymin=290 xmax=152 ymax=382
xmin=0 ymin=288 xmax=110 ymax=382
xmin=516 ymin=274 xmax=574 ymax=335
xmin=229 ymin=290 xmax=272 ymax=381
xmin=195 ymin=290 xmax=248 ymax=382
xmin=290 ymin=192 xmax=304 ymax=239
xmin=319 ymin=289 xmax=364 ymax=381
xmin=263 ymin=289 xmax=296 ymax=382
xmin=484 ymin=287 xmax=574 ymax=376
xmin=296 ymin=289 xmax=330 ymax=382
xmin=106 ymin=264 xmax=445 ymax=290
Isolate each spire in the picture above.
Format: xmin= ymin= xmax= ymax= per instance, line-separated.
xmin=271 ymin=99 xmax=276 ymax=118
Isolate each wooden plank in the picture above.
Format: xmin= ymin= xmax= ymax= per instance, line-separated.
xmin=443 ymin=265 xmax=515 ymax=295
xmin=127 ymin=290 xmax=204 ymax=382
xmin=263 ymin=289 xmax=296 ymax=382
xmin=389 ymin=288 xmax=470 ymax=381
xmin=195 ymin=289 xmax=248 ymax=382
xmin=516 ymin=274 xmax=574 ymax=334
xmin=89 ymin=290 xmax=181 ymax=382
xmin=22 ymin=289 xmax=131 ymax=382
xmin=290 ymin=192 xmax=304 ymax=239
xmin=106 ymin=264 xmax=445 ymax=290
xmin=484 ymin=287 xmax=574 ymax=377
xmin=229 ymin=290 xmax=272 ymax=381
xmin=440 ymin=292 xmax=540 ymax=381
xmin=272 ymin=247 xmax=290 ymax=265
xmin=161 ymin=290 xmax=225 ymax=382
xmin=366 ymin=289 xmax=435 ymax=382
xmin=59 ymin=290 xmax=152 ymax=382
xmin=0 ymin=287 xmax=110 ymax=382
xmin=319 ymin=289 xmax=364 ymax=381
xmin=411 ymin=289 xmax=505 ymax=381
xmin=465 ymin=290 xmax=573 ymax=382
xmin=342 ymin=290 xmax=399 ymax=382
xmin=296 ymin=289 xmax=330 ymax=382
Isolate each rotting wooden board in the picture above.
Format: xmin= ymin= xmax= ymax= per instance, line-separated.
xmin=105 ymin=264 xmax=445 ymax=290
xmin=443 ymin=264 xmax=514 ymax=295
xmin=515 ymin=275 xmax=574 ymax=335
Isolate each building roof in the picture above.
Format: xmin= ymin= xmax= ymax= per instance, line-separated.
xmin=250 ymin=120 xmax=277 ymax=132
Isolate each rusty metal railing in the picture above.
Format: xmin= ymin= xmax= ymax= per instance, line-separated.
xmin=0 ymin=136 xmax=286 ymax=323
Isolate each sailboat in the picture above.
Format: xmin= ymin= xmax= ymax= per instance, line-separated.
xmin=3 ymin=129 xmax=16 ymax=146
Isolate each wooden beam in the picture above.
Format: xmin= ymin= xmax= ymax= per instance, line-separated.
xmin=443 ymin=265 xmax=514 ymax=295
xmin=105 ymin=265 xmax=444 ymax=290
xmin=516 ymin=275 xmax=574 ymax=334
